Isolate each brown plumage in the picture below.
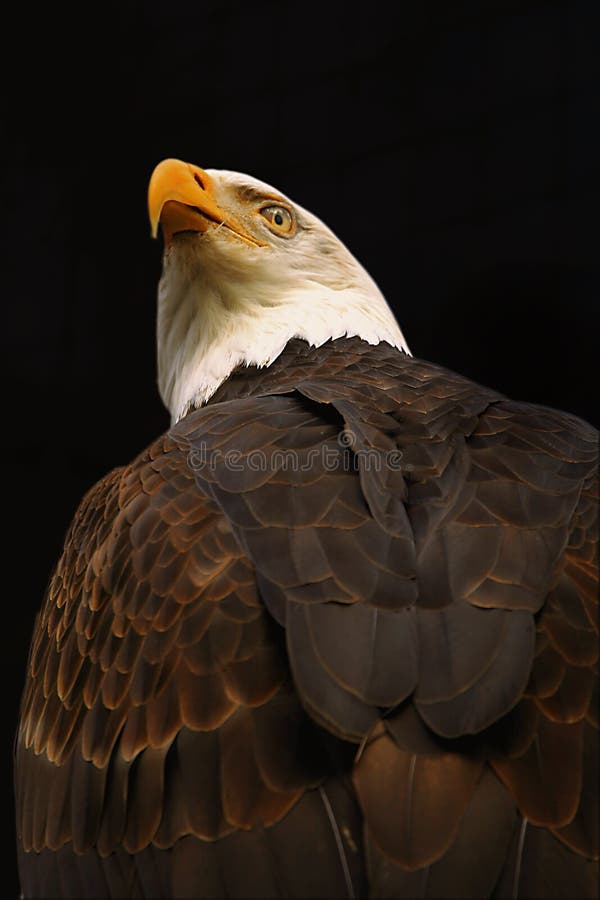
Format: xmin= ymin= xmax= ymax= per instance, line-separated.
xmin=15 ymin=337 xmax=598 ymax=898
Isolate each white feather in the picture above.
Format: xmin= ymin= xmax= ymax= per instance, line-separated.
xmin=156 ymin=169 xmax=410 ymax=422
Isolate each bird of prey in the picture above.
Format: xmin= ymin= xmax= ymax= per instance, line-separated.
xmin=15 ymin=158 xmax=598 ymax=898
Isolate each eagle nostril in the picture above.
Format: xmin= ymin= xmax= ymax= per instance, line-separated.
xmin=193 ymin=173 xmax=205 ymax=191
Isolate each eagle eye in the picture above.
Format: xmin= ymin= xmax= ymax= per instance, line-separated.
xmin=259 ymin=205 xmax=295 ymax=235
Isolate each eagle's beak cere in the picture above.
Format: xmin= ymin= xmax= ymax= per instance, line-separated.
xmin=148 ymin=158 xmax=267 ymax=248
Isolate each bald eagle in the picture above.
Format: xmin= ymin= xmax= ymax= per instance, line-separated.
xmin=15 ymin=159 xmax=598 ymax=899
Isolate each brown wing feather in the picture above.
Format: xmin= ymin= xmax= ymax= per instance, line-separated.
xmin=16 ymin=338 xmax=598 ymax=898
xmin=16 ymin=431 xmax=353 ymax=897
xmin=177 ymin=342 xmax=597 ymax=895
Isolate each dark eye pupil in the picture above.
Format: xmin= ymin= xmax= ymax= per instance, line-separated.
xmin=274 ymin=212 xmax=283 ymax=226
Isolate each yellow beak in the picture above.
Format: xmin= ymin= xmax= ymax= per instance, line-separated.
xmin=147 ymin=158 xmax=266 ymax=247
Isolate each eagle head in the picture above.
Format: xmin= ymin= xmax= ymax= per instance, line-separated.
xmin=148 ymin=158 xmax=409 ymax=422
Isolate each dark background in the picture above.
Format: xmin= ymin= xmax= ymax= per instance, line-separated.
xmin=1 ymin=0 xmax=598 ymax=892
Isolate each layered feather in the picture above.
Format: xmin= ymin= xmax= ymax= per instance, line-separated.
xmin=16 ymin=338 xmax=598 ymax=898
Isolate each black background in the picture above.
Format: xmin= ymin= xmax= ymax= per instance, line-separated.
xmin=2 ymin=0 xmax=598 ymax=892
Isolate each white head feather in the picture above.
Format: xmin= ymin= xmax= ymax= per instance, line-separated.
xmin=156 ymin=169 xmax=410 ymax=423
